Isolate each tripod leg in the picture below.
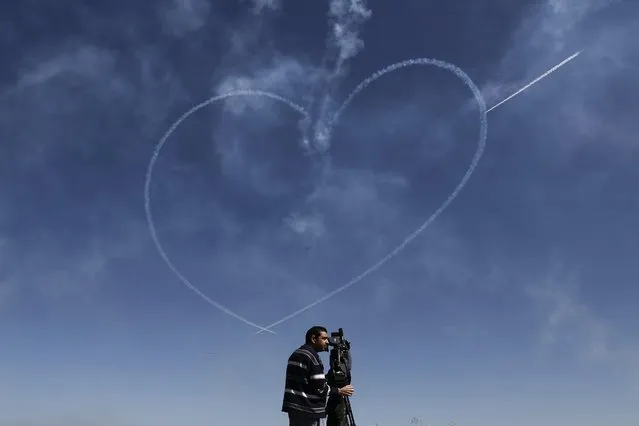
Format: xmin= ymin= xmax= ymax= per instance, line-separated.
xmin=344 ymin=396 xmax=356 ymax=426
xmin=327 ymin=396 xmax=352 ymax=426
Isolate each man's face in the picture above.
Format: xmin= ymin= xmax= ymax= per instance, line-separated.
xmin=312 ymin=331 xmax=329 ymax=352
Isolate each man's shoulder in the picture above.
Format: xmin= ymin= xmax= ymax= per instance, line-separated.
xmin=289 ymin=344 xmax=321 ymax=365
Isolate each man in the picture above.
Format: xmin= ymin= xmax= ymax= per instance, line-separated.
xmin=282 ymin=326 xmax=355 ymax=426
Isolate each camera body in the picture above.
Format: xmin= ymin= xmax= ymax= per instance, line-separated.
xmin=328 ymin=328 xmax=349 ymax=348
xmin=326 ymin=328 xmax=352 ymax=388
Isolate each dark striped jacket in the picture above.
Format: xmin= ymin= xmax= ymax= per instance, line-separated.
xmin=281 ymin=343 xmax=340 ymax=419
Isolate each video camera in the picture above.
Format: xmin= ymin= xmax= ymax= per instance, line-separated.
xmin=327 ymin=328 xmax=351 ymax=386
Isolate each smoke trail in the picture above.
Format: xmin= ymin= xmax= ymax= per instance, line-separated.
xmin=145 ymin=89 xmax=308 ymax=334
xmin=144 ymin=1 xmax=582 ymax=335
xmin=486 ymin=51 xmax=582 ymax=112
xmin=300 ymin=0 xmax=372 ymax=154
xmin=326 ymin=0 xmax=373 ymax=74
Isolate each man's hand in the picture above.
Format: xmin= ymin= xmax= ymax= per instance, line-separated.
xmin=338 ymin=384 xmax=354 ymax=396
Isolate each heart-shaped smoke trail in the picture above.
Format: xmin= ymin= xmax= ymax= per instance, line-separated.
xmin=144 ymin=0 xmax=582 ymax=334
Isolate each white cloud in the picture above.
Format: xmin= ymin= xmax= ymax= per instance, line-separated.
xmin=159 ymin=0 xmax=211 ymax=36
xmin=16 ymin=45 xmax=116 ymax=90
xmin=533 ymin=0 xmax=622 ymax=52
xmin=0 ymin=281 xmax=15 ymax=309
xmin=242 ymin=0 xmax=282 ymax=14
xmin=215 ymin=54 xmax=323 ymax=116
xmin=1 ymin=41 xmax=186 ymax=171
xmin=526 ymin=262 xmax=639 ymax=379
xmin=0 ymin=216 xmax=150 ymax=312
xmin=328 ymin=0 xmax=372 ymax=62
xmin=284 ymin=211 xmax=326 ymax=239
xmin=475 ymin=0 xmax=639 ymax=165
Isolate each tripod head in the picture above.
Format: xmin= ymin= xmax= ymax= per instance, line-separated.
xmin=326 ymin=328 xmax=352 ymax=388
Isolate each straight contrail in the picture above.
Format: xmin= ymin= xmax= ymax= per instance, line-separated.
xmin=255 ymin=50 xmax=583 ymax=335
xmin=486 ymin=50 xmax=582 ymax=113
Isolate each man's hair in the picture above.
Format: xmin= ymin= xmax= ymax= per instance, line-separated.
xmin=305 ymin=326 xmax=328 ymax=344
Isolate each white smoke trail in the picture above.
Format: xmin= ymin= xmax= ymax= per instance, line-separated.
xmin=255 ymin=51 xmax=582 ymax=334
xmin=144 ymin=89 xmax=308 ymax=334
xmin=327 ymin=0 xmax=373 ymax=68
xmin=486 ymin=50 xmax=582 ymax=112
xmin=144 ymin=50 xmax=581 ymax=335
xmin=300 ymin=0 xmax=372 ymax=154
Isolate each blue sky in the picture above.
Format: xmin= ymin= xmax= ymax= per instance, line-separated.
xmin=1 ymin=0 xmax=638 ymax=425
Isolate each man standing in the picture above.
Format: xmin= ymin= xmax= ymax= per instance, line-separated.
xmin=282 ymin=326 xmax=355 ymax=426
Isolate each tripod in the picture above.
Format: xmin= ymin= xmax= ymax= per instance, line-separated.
xmin=326 ymin=329 xmax=356 ymax=426
xmin=326 ymin=393 xmax=356 ymax=426
xmin=343 ymin=395 xmax=356 ymax=426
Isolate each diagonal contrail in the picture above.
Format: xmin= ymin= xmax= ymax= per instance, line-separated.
xmin=486 ymin=50 xmax=582 ymax=113
xmin=254 ymin=50 xmax=583 ymax=335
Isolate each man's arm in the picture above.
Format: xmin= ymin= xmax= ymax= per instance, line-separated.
xmin=309 ymin=361 xmax=339 ymax=399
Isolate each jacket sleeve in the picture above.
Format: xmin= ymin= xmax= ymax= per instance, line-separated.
xmin=309 ymin=360 xmax=340 ymax=399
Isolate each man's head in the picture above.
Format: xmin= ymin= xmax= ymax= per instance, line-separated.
xmin=305 ymin=325 xmax=329 ymax=352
